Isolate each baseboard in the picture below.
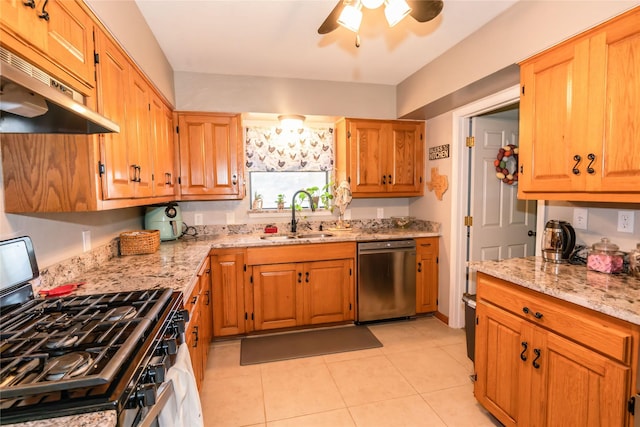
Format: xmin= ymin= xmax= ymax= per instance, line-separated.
xmin=434 ymin=311 xmax=449 ymax=325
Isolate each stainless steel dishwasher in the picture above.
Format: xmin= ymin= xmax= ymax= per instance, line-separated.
xmin=357 ymin=240 xmax=416 ymax=323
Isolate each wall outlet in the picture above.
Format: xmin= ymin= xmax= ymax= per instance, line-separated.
xmin=82 ymin=230 xmax=91 ymax=252
xmin=194 ymin=213 xmax=203 ymax=226
xmin=573 ymin=208 xmax=588 ymax=230
xmin=617 ymin=211 xmax=634 ymax=233
xmin=377 ymin=208 xmax=384 ymax=219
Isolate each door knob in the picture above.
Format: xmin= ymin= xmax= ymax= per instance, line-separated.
xmin=528 ymin=230 xmax=536 ymax=237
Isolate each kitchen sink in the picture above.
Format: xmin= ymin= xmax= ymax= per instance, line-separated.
xmin=295 ymin=233 xmax=335 ymax=239
xmin=259 ymin=235 xmax=297 ymax=240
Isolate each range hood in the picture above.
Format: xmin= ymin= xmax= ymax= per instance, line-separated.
xmin=0 ymin=48 xmax=119 ymax=134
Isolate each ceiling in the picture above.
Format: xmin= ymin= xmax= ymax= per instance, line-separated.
xmin=134 ymin=0 xmax=520 ymax=86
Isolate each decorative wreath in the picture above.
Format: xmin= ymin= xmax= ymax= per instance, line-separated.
xmin=494 ymin=144 xmax=519 ymax=185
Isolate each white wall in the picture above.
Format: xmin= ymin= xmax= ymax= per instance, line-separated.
xmin=175 ymin=72 xmax=396 ymax=119
xmin=397 ymin=1 xmax=640 ymax=117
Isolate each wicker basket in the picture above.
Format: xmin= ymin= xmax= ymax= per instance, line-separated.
xmin=120 ymin=230 xmax=160 ymax=256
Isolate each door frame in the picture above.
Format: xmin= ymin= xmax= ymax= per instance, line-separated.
xmin=448 ymin=85 xmax=546 ymax=328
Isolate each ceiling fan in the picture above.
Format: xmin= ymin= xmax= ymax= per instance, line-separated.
xmin=318 ymin=0 xmax=444 ymax=35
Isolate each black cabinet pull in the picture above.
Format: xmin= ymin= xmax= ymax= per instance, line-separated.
xmin=305 ymin=271 xmax=309 ymax=283
xmin=522 ymin=306 xmax=530 ymax=315
xmin=381 ymin=175 xmax=387 ymax=185
xmin=165 ymin=172 xmax=172 ymax=185
xmin=232 ymin=174 xmax=237 ymax=185
xmin=523 ymin=306 xmax=543 ymax=319
xmin=532 ymin=349 xmax=541 ymax=369
xmin=193 ymin=326 xmax=199 ymax=347
xmin=417 ymin=262 xmax=422 ymax=273
xmin=191 ymin=295 xmax=197 ymax=305
xmin=586 ymin=153 xmax=596 ymax=174
xmin=204 ymin=290 xmax=210 ymax=306
xmin=298 ymin=272 xmax=302 ymax=283
xmin=520 ymin=341 xmax=528 ymax=361
xmin=23 ymin=0 xmax=36 ymax=8
xmin=572 ymin=154 xmax=581 ymax=175
xmin=38 ymin=0 xmax=49 ymax=20
xmin=533 ymin=311 xmax=543 ymax=319
xmin=388 ymin=174 xmax=392 ymax=183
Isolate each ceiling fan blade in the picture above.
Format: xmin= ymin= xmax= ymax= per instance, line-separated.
xmin=408 ymin=0 xmax=444 ymax=23
xmin=318 ymin=0 xmax=344 ymax=34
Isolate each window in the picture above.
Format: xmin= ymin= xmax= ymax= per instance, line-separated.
xmin=246 ymin=125 xmax=334 ymax=211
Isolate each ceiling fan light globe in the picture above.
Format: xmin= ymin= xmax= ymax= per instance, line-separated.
xmin=384 ymin=0 xmax=412 ymax=27
xmin=361 ymin=0 xmax=384 ymax=9
xmin=337 ymin=4 xmax=363 ymax=32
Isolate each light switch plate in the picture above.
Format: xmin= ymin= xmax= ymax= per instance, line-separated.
xmin=573 ymin=208 xmax=588 ymax=230
xmin=377 ymin=208 xmax=384 ymax=219
xmin=194 ymin=213 xmax=203 ymax=226
xmin=226 ymin=212 xmax=235 ymax=224
xmin=82 ymin=230 xmax=91 ymax=252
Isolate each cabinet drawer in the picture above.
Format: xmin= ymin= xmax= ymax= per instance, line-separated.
xmin=477 ymin=272 xmax=633 ymax=364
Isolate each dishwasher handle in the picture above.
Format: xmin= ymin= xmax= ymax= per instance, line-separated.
xmin=358 ymin=240 xmax=416 ymax=253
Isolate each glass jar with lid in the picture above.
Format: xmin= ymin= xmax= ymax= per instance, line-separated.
xmin=587 ymin=238 xmax=624 ymax=274
xmin=630 ymin=243 xmax=640 ymax=278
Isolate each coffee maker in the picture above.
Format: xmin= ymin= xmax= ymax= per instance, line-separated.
xmin=144 ymin=203 xmax=184 ymax=241
xmin=542 ymin=220 xmax=576 ymax=263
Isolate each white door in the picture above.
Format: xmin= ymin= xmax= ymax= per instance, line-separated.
xmin=467 ymin=113 xmax=536 ymax=292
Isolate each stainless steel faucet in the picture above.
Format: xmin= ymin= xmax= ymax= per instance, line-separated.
xmin=291 ymin=190 xmax=316 ymax=233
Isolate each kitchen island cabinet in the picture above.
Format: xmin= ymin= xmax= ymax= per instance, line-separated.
xmin=415 ymin=237 xmax=438 ymax=314
xmin=335 ymin=118 xmax=424 ymax=198
xmin=474 ymin=271 xmax=637 ymax=426
xmin=177 ymin=112 xmax=244 ymax=200
xmin=518 ymin=6 xmax=640 ymax=202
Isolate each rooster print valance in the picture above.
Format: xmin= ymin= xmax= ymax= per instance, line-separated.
xmin=245 ymin=126 xmax=334 ymax=172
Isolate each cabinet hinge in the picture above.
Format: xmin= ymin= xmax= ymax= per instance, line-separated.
xmin=476 ymin=316 xmax=479 ymax=325
xmin=98 ymin=161 xmax=105 ymax=176
xmin=436 ymin=256 xmax=439 ymax=264
xmin=243 ymin=264 xmax=247 ymax=272
xmin=148 ymin=103 xmax=151 ymax=111
xmin=151 ymin=173 xmax=154 ymax=182
xmin=464 ymin=216 xmax=473 ymax=227
xmin=420 ymin=133 xmax=423 ymax=141
xmin=419 ymin=176 xmax=423 ymax=184
xmin=251 ymin=313 xmax=254 ymax=320
xmin=176 ymin=126 xmax=179 ymax=134
xmin=521 ymin=85 xmax=525 ymax=95
xmin=349 ymin=303 xmax=352 ymax=310
xmin=520 ymin=164 xmax=523 ymax=174
xmin=628 ymin=396 xmax=636 ymax=415
xmin=347 ymin=176 xmax=351 ymax=184
xmin=466 ymin=136 xmax=475 ymax=148
xmin=436 ymin=298 xmax=439 ymax=305
xmin=347 ymin=131 xmax=351 ymax=139
xmin=177 ymin=176 xmax=182 ymax=185
xmin=250 ymin=275 xmax=253 ymax=284
xmin=94 ymin=52 xmax=99 ymax=64
xmin=349 ymin=268 xmax=352 ymax=276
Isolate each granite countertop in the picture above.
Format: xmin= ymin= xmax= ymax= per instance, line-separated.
xmin=471 ymin=256 xmax=640 ymax=325
xmin=38 ymin=229 xmax=440 ymax=300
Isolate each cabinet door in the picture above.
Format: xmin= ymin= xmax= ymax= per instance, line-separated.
xmin=303 ymin=259 xmax=352 ymax=324
xmin=199 ymin=257 xmax=213 ymax=356
xmin=530 ymin=331 xmax=630 ymax=426
xmin=95 ymin=30 xmax=134 ymax=199
xmin=0 ymin=0 xmax=44 ymax=47
xmin=518 ymin=37 xmax=591 ymax=194
xmin=43 ymin=0 xmax=95 ymax=88
xmin=150 ymin=95 xmax=176 ymax=197
xmin=212 ymin=250 xmax=246 ymax=337
xmin=589 ymin=12 xmax=640 ymax=193
xmin=185 ymin=293 xmax=203 ymax=390
xmin=475 ymin=301 xmax=528 ymax=427
xmin=388 ymin=122 xmax=423 ymax=194
xmin=415 ymin=238 xmax=438 ymax=313
xmin=252 ymin=263 xmax=303 ymax=331
xmin=128 ymin=71 xmax=153 ymax=197
xmin=347 ymin=120 xmax=387 ymax=194
xmin=178 ymin=113 xmax=243 ymax=199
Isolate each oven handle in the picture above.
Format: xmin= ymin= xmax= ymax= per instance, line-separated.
xmin=138 ymin=379 xmax=175 ymax=427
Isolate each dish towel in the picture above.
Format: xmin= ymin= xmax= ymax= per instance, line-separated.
xmin=158 ymin=343 xmax=204 ymax=427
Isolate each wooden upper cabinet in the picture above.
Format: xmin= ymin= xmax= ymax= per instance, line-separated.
xmin=335 ymin=118 xmax=424 ymax=197
xmin=177 ymin=112 xmax=244 ymax=200
xmin=0 ymin=0 xmax=95 ymax=93
xmin=127 ymin=70 xmax=154 ymax=198
xmin=518 ymin=7 xmax=640 ymax=202
xmin=95 ymin=29 xmax=133 ymax=199
xmin=151 ymin=94 xmax=176 ymax=197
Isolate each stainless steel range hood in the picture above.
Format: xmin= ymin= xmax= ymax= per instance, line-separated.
xmin=0 ymin=48 xmax=119 ymax=134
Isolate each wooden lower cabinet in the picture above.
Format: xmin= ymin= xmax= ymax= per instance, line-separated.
xmin=415 ymin=237 xmax=438 ymax=313
xmin=185 ymin=257 xmax=212 ymax=390
xmin=474 ymin=272 xmax=637 ymax=426
xmin=211 ymin=249 xmax=247 ymax=337
xmin=252 ymin=258 xmax=354 ymax=331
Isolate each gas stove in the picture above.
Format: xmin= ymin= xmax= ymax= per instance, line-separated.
xmin=0 ymin=236 xmax=187 ymax=426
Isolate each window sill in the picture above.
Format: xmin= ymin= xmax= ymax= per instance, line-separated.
xmin=247 ymin=209 xmax=335 ymax=219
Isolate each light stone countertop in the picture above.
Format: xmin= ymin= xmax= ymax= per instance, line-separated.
xmin=471 ymin=256 xmax=640 ymax=325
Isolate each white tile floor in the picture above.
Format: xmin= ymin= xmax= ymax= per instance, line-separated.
xmin=199 ymin=316 xmax=502 ymax=427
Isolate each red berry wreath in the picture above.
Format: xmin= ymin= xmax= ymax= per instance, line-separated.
xmin=493 ymin=144 xmax=518 ymax=185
